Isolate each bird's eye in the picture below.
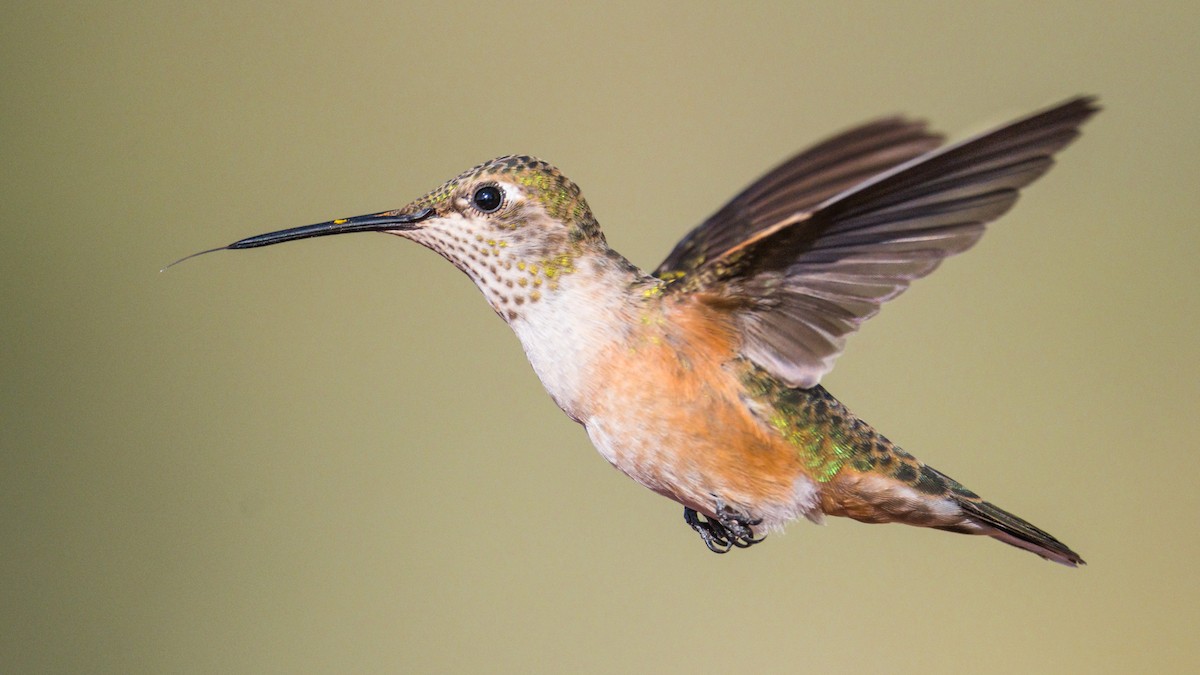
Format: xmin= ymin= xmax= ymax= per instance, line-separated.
xmin=472 ymin=185 xmax=503 ymax=213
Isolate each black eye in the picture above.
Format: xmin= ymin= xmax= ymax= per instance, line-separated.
xmin=472 ymin=185 xmax=503 ymax=213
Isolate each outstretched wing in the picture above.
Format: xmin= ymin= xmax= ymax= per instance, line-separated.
xmin=664 ymin=97 xmax=1099 ymax=389
xmin=656 ymin=117 xmax=945 ymax=277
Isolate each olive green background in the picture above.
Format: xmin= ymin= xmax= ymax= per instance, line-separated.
xmin=3 ymin=2 xmax=1197 ymax=673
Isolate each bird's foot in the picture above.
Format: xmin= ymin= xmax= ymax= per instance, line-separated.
xmin=683 ymin=502 xmax=766 ymax=554
xmin=684 ymin=507 xmax=733 ymax=553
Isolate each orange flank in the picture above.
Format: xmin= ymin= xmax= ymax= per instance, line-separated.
xmin=585 ymin=295 xmax=818 ymax=526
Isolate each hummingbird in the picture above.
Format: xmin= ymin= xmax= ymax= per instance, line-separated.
xmin=171 ymin=97 xmax=1097 ymax=566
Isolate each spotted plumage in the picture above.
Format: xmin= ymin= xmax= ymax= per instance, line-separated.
xmin=184 ymin=97 xmax=1097 ymax=566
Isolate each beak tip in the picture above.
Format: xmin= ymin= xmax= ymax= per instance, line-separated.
xmin=160 ymin=245 xmax=229 ymax=271
xmin=162 ymin=206 xmax=434 ymax=272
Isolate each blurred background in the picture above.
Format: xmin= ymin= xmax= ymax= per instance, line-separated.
xmin=3 ymin=2 xmax=1197 ymax=673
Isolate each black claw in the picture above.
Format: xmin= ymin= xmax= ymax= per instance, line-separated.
xmin=685 ymin=507 xmax=732 ymax=553
xmin=713 ymin=499 xmax=766 ymax=549
xmin=682 ymin=504 xmax=766 ymax=554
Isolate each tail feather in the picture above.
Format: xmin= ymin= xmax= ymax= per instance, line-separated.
xmin=954 ymin=498 xmax=1085 ymax=567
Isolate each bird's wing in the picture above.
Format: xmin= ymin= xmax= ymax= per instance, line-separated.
xmin=661 ymin=97 xmax=1099 ymax=389
xmin=655 ymin=117 xmax=945 ymax=278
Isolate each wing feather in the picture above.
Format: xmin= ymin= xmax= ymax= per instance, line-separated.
xmin=655 ymin=117 xmax=945 ymax=275
xmin=667 ymin=97 xmax=1099 ymax=388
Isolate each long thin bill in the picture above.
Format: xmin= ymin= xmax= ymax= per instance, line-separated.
xmin=162 ymin=207 xmax=434 ymax=271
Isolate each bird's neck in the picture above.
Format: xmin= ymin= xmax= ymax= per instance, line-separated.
xmin=500 ymin=246 xmax=658 ymax=423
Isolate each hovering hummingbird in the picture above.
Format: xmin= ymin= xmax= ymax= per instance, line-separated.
xmin=171 ymin=97 xmax=1097 ymax=565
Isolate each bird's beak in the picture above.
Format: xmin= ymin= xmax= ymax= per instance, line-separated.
xmin=162 ymin=207 xmax=435 ymax=270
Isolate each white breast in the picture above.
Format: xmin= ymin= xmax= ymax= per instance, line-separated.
xmin=507 ymin=262 xmax=636 ymax=423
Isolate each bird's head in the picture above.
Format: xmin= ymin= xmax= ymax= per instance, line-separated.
xmin=165 ymin=156 xmax=615 ymax=321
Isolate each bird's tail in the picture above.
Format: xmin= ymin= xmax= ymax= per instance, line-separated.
xmin=947 ymin=497 xmax=1085 ymax=567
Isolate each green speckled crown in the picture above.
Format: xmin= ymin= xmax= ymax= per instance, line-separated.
xmin=410 ymin=155 xmax=604 ymax=242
